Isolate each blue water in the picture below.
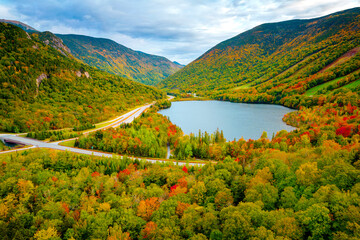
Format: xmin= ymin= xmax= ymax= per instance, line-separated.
xmin=158 ymin=100 xmax=296 ymax=140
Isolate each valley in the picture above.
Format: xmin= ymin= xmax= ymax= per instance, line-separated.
xmin=1 ymin=6 xmax=360 ymax=240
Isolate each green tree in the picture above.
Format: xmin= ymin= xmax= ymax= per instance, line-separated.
xmin=297 ymin=204 xmax=331 ymax=239
xmin=279 ymin=187 xmax=298 ymax=209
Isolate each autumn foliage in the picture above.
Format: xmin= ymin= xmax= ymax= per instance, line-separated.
xmin=137 ymin=197 xmax=160 ymax=221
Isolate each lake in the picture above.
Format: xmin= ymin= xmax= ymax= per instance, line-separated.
xmin=158 ymin=100 xmax=296 ymax=140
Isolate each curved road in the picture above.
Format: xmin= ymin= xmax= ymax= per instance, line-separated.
xmin=0 ymin=134 xmax=197 ymax=165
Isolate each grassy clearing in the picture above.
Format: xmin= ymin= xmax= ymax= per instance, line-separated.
xmin=59 ymin=139 xmax=76 ymax=147
xmin=95 ymin=122 xmax=112 ymax=129
xmin=0 ymin=145 xmax=34 ymax=154
xmin=0 ymin=151 xmax=16 ymax=158
xmin=0 ymin=141 xmax=7 ymax=151
xmin=305 ymin=77 xmax=344 ymax=96
xmin=342 ymin=79 xmax=360 ymax=90
xmin=231 ymin=83 xmax=252 ymax=90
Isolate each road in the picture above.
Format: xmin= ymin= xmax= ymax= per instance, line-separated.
xmin=0 ymin=99 xmax=204 ymax=166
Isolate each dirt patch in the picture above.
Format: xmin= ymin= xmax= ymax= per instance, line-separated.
xmin=320 ymin=46 xmax=360 ymax=73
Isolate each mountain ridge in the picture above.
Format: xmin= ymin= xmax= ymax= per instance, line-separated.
xmin=56 ymin=33 xmax=183 ymax=85
xmin=196 ymin=7 xmax=360 ymax=62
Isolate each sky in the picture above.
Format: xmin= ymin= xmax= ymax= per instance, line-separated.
xmin=1 ymin=0 xmax=359 ymax=64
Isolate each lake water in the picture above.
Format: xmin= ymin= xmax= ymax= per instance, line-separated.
xmin=158 ymin=100 xmax=296 ymax=140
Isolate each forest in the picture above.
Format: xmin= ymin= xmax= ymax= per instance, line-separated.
xmin=1 ymin=115 xmax=360 ymax=240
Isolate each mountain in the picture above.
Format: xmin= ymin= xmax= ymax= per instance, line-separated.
xmin=159 ymin=7 xmax=360 ymax=107
xmin=0 ymin=22 xmax=164 ymax=133
xmin=56 ymin=34 xmax=183 ymax=85
xmin=1 ymin=19 xmax=182 ymax=86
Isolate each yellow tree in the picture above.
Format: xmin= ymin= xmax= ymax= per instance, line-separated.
xmin=34 ymin=227 xmax=60 ymax=240
xmin=137 ymin=197 xmax=160 ymax=221
xmin=296 ymin=162 xmax=320 ymax=186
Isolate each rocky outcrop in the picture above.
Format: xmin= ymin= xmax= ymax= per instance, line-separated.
xmin=84 ymin=72 xmax=90 ymax=78
xmin=49 ymin=35 xmax=72 ymax=55
xmin=75 ymin=71 xmax=91 ymax=78
xmin=40 ymin=32 xmax=72 ymax=56
xmin=25 ymin=32 xmax=31 ymax=40
xmin=36 ymin=73 xmax=47 ymax=95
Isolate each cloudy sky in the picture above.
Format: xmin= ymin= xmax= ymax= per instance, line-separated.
xmin=1 ymin=0 xmax=359 ymax=64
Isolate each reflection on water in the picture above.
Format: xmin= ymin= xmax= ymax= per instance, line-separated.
xmin=159 ymin=100 xmax=296 ymax=140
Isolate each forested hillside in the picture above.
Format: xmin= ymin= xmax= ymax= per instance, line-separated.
xmin=57 ymin=34 xmax=183 ymax=85
xmin=0 ymin=22 xmax=165 ymax=133
xmin=159 ymin=7 xmax=360 ymax=108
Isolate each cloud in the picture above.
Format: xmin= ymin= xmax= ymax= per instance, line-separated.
xmin=2 ymin=0 xmax=360 ymax=64
xmin=0 ymin=3 xmax=20 ymax=20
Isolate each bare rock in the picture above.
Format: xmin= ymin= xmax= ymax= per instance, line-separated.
xmin=53 ymin=37 xmax=71 ymax=54
xmin=75 ymin=71 xmax=82 ymax=77
xmin=43 ymin=33 xmax=72 ymax=55
xmin=25 ymin=32 xmax=31 ymax=40
xmin=36 ymin=73 xmax=48 ymax=95
xmin=36 ymin=73 xmax=47 ymax=87
xmin=84 ymin=72 xmax=90 ymax=78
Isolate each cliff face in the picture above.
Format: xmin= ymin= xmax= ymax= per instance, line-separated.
xmin=38 ymin=31 xmax=72 ymax=57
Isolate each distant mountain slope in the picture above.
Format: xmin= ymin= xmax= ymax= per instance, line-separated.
xmin=0 ymin=19 xmax=38 ymax=32
xmin=57 ymin=34 xmax=183 ymax=85
xmin=0 ymin=22 xmax=164 ymax=133
xmin=159 ymin=7 xmax=360 ymax=107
